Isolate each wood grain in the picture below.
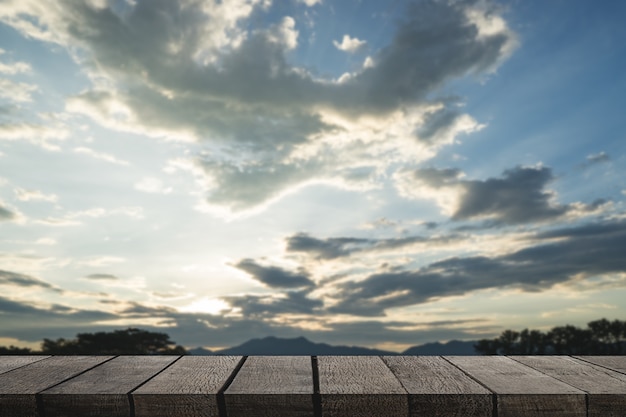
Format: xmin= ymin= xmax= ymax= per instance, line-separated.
xmin=513 ymin=355 xmax=626 ymax=417
xmin=383 ymin=356 xmax=492 ymax=417
xmin=41 ymin=355 xmax=178 ymax=417
xmin=446 ymin=356 xmax=586 ymax=417
xmin=225 ymin=356 xmax=314 ymax=417
xmin=0 ymin=356 xmax=49 ymax=375
xmin=0 ymin=356 xmax=112 ymax=417
xmin=132 ymin=355 xmax=241 ymax=417
xmin=575 ymin=356 xmax=626 ymax=374
xmin=317 ymin=356 xmax=408 ymax=417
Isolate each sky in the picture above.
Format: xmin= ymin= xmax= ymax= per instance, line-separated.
xmin=1 ymin=0 xmax=625 ymax=352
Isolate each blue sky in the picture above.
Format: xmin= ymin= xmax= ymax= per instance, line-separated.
xmin=1 ymin=0 xmax=625 ymax=351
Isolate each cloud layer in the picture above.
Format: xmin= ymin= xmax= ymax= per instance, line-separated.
xmin=0 ymin=0 xmax=516 ymax=213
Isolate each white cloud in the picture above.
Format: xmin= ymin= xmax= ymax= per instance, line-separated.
xmin=35 ymin=238 xmax=57 ymax=245
xmin=14 ymin=188 xmax=58 ymax=203
xmin=333 ymin=34 xmax=366 ymax=53
xmin=34 ymin=217 xmax=81 ymax=227
xmin=0 ymin=61 xmax=31 ymax=75
xmin=79 ymin=256 xmax=126 ymax=267
xmin=35 ymin=206 xmax=144 ymax=226
xmin=298 ymin=0 xmax=321 ymax=6
xmin=266 ymin=16 xmax=299 ymax=51
xmin=67 ymin=206 xmax=144 ymax=219
xmin=73 ymin=146 xmax=130 ymax=166
xmin=0 ymin=49 xmax=31 ymax=74
xmin=134 ymin=177 xmax=172 ymax=194
xmin=0 ymin=78 xmax=38 ymax=102
xmin=0 ymin=122 xmax=69 ymax=150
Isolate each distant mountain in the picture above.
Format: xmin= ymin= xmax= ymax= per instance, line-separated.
xmin=189 ymin=336 xmax=478 ymax=356
xmin=402 ymin=340 xmax=477 ymax=355
xmin=219 ymin=336 xmax=394 ymax=355
xmin=188 ymin=346 xmax=213 ymax=355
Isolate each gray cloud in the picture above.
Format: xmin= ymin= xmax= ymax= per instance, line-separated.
xmin=84 ymin=273 xmax=119 ymax=280
xmin=416 ymin=107 xmax=463 ymax=143
xmin=586 ymin=151 xmax=610 ymax=165
xmin=454 ymin=166 xmax=567 ymax=223
xmin=331 ymin=218 xmax=626 ymax=316
xmin=0 ymin=269 xmax=61 ymax=292
xmin=412 ymin=165 xmax=575 ymax=224
xmin=580 ymin=151 xmax=611 ymax=170
xmin=286 ymin=233 xmax=370 ymax=260
xmin=0 ymin=295 xmax=117 ymax=340
xmin=0 ymin=0 xmax=515 ymax=211
xmin=234 ymin=258 xmax=314 ymax=288
xmin=224 ymin=290 xmax=323 ymax=318
xmin=0 ymin=204 xmax=16 ymax=221
xmin=286 ymin=232 xmax=461 ymax=260
xmin=343 ymin=0 xmax=514 ymax=113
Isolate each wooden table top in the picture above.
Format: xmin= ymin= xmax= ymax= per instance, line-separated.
xmin=0 ymin=355 xmax=624 ymax=417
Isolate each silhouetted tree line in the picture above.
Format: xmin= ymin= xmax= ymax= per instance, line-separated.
xmin=0 ymin=328 xmax=187 ymax=355
xmin=475 ymin=318 xmax=626 ymax=355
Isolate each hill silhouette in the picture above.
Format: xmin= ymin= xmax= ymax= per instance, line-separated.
xmin=188 ymin=336 xmax=477 ymax=355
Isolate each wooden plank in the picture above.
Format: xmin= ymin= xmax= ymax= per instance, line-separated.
xmin=225 ymin=356 xmax=314 ymax=417
xmin=0 ymin=355 xmax=112 ymax=417
xmin=317 ymin=356 xmax=408 ymax=417
xmin=446 ymin=356 xmax=586 ymax=417
xmin=0 ymin=356 xmax=49 ymax=375
xmin=41 ymin=355 xmax=178 ymax=417
xmin=512 ymin=356 xmax=626 ymax=417
xmin=382 ymin=356 xmax=492 ymax=417
xmin=575 ymin=356 xmax=626 ymax=374
xmin=133 ymin=356 xmax=241 ymax=417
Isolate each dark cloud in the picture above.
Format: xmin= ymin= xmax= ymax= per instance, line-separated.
xmin=347 ymin=0 xmax=514 ymax=112
xmin=119 ymin=301 xmax=178 ymax=317
xmin=331 ymin=218 xmax=626 ymax=316
xmin=0 ymin=295 xmax=117 ymax=337
xmin=234 ymin=258 xmax=314 ymax=288
xmin=84 ymin=273 xmax=119 ymax=280
xmin=453 ymin=166 xmax=567 ymax=223
xmin=224 ymin=290 xmax=323 ymax=318
xmin=412 ymin=165 xmax=575 ymax=224
xmin=286 ymin=233 xmax=370 ymax=260
xmin=416 ymin=107 xmax=462 ymax=143
xmin=286 ymin=232 xmax=461 ymax=260
xmin=0 ymin=204 xmax=16 ymax=221
xmin=0 ymin=269 xmax=61 ymax=292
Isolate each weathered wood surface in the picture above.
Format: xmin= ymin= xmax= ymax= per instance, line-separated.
xmin=575 ymin=355 xmax=626 ymax=374
xmin=225 ymin=356 xmax=314 ymax=417
xmin=383 ymin=356 xmax=492 ymax=417
xmin=0 ymin=356 xmax=49 ymax=375
xmin=132 ymin=356 xmax=241 ymax=417
xmin=318 ymin=356 xmax=408 ymax=417
xmin=0 ymin=356 xmax=112 ymax=417
xmin=446 ymin=356 xmax=586 ymax=417
xmin=512 ymin=355 xmax=626 ymax=417
xmin=41 ymin=355 xmax=177 ymax=417
xmin=0 ymin=355 xmax=624 ymax=417
xmin=133 ymin=356 xmax=241 ymax=417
